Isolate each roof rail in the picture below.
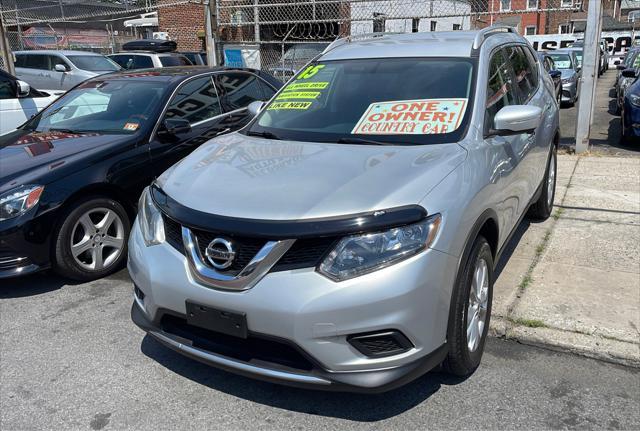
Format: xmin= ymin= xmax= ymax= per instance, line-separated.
xmin=472 ymin=25 xmax=517 ymax=50
xmin=322 ymin=32 xmax=406 ymax=54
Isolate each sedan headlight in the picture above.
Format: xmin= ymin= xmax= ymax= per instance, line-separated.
xmin=629 ymin=94 xmax=640 ymax=107
xmin=138 ymin=186 xmax=165 ymax=246
xmin=0 ymin=185 xmax=45 ymax=221
xmin=318 ymin=214 xmax=441 ymax=281
xmin=561 ymin=76 xmax=575 ymax=84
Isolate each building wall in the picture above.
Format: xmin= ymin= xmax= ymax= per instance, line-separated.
xmin=157 ymin=0 xmax=204 ymax=51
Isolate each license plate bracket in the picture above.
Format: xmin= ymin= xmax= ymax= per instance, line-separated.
xmin=185 ymin=301 xmax=247 ymax=338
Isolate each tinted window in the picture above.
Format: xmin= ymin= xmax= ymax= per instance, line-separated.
xmin=108 ymin=55 xmax=152 ymax=70
xmin=159 ymin=55 xmax=192 ymax=67
xmin=67 ymin=55 xmax=120 ymax=71
xmin=24 ymin=79 xmax=165 ymax=134
xmin=14 ymin=54 xmax=26 ymax=68
xmin=506 ymin=46 xmax=537 ymax=102
xmin=0 ymin=76 xmax=14 ymax=99
xmin=219 ymin=72 xmax=267 ymax=111
xmin=486 ymin=49 xmax=517 ymax=130
xmin=164 ymin=76 xmax=221 ymax=124
xmin=258 ymin=78 xmax=276 ymax=99
xmin=24 ymin=54 xmax=50 ymax=70
xmin=548 ymin=53 xmax=572 ymax=69
xmin=252 ymin=58 xmax=474 ymax=145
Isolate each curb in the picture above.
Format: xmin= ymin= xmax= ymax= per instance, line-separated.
xmin=490 ymin=316 xmax=640 ymax=369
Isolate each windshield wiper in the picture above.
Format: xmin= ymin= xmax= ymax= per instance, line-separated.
xmin=246 ymin=130 xmax=281 ymax=140
xmin=336 ymin=137 xmax=387 ymax=146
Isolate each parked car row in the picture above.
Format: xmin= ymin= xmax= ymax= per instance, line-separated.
xmin=3 ymin=26 xmax=559 ymax=393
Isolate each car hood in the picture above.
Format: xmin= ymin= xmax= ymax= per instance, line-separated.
xmin=0 ymin=129 xmax=132 ymax=192
xmin=159 ymin=133 xmax=467 ymax=220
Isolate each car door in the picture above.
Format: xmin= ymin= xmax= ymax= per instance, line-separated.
xmin=19 ymin=54 xmax=50 ymax=89
xmin=214 ymin=71 xmax=277 ymax=131
xmin=484 ymin=47 xmax=529 ymax=238
xmin=0 ymin=73 xmax=31 ymax=134
xmin=149 ymin=74 xmax=228 ymax=176
xmin=48 ymin=54 xmax=73 ymax=90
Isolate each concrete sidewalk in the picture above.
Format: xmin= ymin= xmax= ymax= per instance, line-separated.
xmin=490 ymin=153 xmax=640 ymax=367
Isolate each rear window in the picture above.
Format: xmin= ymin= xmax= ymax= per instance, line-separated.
xmin=159 ymin=55 xmax=192 ymax=67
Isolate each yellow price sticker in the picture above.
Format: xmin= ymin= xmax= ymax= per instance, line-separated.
xmin=275 ymin=91 xmax=321 ymax=100
xmin=267 ymin=101 xmax=313 ymax=110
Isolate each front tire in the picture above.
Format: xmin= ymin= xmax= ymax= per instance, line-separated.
xmin=444 ymin=236 xmax=494 ymax=376
xmin=527 ymin=146 xmax=557 ymax=220
xmin=53 ymin=196 xmax=130 ymax=281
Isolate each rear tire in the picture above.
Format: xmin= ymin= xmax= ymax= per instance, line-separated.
xmin=527 ymin=146 xmax=557 ymax=220
xmin=443 ymin=236 xmax=494 ymax=377
xmin=53 ymin=196 xmax=130 ymax=281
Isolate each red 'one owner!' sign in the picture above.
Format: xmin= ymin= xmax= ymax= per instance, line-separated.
xmin=351 ymin=98 xmax=467 ymax=135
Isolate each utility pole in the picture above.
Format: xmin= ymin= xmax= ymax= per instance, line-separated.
xmin=204 ymin=0 xmax=218 ymax=66
xmin=574 ymin=0 xmax=603 ymax=154
xmin=0 ymin=6 xmax=15 ymax=75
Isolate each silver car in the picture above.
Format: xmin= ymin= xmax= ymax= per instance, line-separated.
xmin=14 ymin=50 xmax=120 ymax=91
xmin=547 ymin=49 xmax=581 ymax=106
xmin=129 ymin=26 xmax=559 ymax=392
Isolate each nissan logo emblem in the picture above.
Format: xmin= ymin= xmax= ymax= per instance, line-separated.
xmin=205 ymin=238 xmax=236 ymax=269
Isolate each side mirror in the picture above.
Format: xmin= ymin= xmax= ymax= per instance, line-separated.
xmin=54 ymin=63 xmax=68 ymax=72
xmin=622 ymin=68 xmax=637 ymax=78
xmin=549 ymin=70 xmax=561 ymax=79
xmin=247 ymin=100 xmax=265 ymax=118
xmin=489 ymin=105 xmax=542 ymax=137
xmin=614 ymin=60 xmax=621 ymax=65
xmin=16 ymin=80 xmax=30 ymax=98
xmin=617 ymin=64 xmax=627 ymax=70
xmin=158 ymin=118 xmax=191 ymax=137
xmin=576 ymin=66 xmax=582 ymax=73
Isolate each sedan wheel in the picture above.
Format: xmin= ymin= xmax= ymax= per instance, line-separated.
xmin=70 ymin=208 xmax=125 ymax=271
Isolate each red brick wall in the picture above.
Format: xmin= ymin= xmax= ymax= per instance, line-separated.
xmin=158 ymin=0 xmax=205 ymax=51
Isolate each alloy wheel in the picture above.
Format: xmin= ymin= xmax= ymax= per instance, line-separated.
xmin=547 ymin=153 xmax=556 ymax=208
xmin=467 ymin=257 xmax=489 ymax=353
xmin=70 ymin=207 xmax=125 ymax=271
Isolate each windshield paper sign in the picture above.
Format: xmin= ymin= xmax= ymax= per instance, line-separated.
xmin=351 ymin=98 xmax=467 ymax=135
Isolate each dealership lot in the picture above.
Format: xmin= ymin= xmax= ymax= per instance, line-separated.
xmin=1 ymin=69 xmax=639 ymax=430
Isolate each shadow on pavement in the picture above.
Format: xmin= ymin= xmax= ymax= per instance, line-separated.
xmin=0 ymin=271 xmax=69 ymax=298
xmin=140 ymin=335 xmax=469 ymax=421
xmin=494 ymin=219 xmax=534 ymax=279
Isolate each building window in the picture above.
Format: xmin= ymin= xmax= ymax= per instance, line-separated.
xmin=561 ymin=0 xmax=573 ymax=8
xmin=373 ymin=12 xmax=386 ymax=33
xmin=430 ymin=21 xmax=437 ymax=31
xmin=558 ymin=23 xmax=572 ymax=34
xmin=500 ymin=0 xmax=511 ymax=11
xmin=525 ymin=25 xmax=537 ymax=35
xmin=527 ymin=0 xmax=538 ymax=9
xmin=453 ymin=23 xmax=462 ymax=31
xmin=412 ymin=18 xmax=420 ymax=33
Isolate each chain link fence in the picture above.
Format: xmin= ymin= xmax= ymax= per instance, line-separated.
xmin=216 ymin=0 xmax=585 ymax=81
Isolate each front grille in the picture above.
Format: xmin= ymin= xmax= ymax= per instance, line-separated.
xmin=160 ymin=314 xmax=314 ymax=372
xmin=162 ymin=215 xmax=337 ymax=273
xmin=348 ymin=331 xmax=414 ymax=358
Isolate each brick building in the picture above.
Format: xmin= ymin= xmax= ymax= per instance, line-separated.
xmin=157 ymin=0 xmax=205 ymax=51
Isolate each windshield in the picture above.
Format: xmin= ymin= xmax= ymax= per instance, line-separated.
xmin=250 ymin=58 xmax=474 ymax=145
xmin=549 ymin=53 xmax=572 ymax=69
xmin=23 ymin=79 xmax=166 ymax=134
xmin=67 ymin=55 xmax=120 ymax=72
xmin=160 ymin=56 xmax=192 ymax=67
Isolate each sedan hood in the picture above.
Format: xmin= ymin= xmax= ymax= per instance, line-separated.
xmin=0 ymin=129 xmax=132 ymax=192
xmin=159 ymin=133 xmax=467 ymax=220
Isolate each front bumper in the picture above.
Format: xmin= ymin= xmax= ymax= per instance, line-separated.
xmin=561 ymin=82 xmax=577 ymax=102
xmin=0 ymin=216 xmax=51 ymax=278
xmin=128 ymin=219 xmax=457 ymax=392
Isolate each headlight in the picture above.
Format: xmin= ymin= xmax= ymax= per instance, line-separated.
xmin=630 ymin=94 xmax=640 ymax=107
xmin=318 ymin=214 xmax=441 ymax=281
xmin=138 ymin=186 xmax=165 ymax=246
xmin=561 ymin=76 xmax=575 ymax=84
xmin=0 ymin=185 xmax=44 ymax=221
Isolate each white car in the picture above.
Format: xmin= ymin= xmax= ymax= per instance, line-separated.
xmin=0 ymin=70 xmax=63 ymax=135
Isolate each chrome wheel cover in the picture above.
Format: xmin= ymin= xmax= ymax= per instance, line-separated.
xmin=547 ymin=153 xmax=556 ymax=208
xmin=70 ymin=207 xmax=125 ymax=271
xmin=467 ymin=258 xmax=489 ymax=353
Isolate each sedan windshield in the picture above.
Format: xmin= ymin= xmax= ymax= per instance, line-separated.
xmin=251 ymin=58 xmax=474 ymax=145
xmin=23 ymin=79 xmax=166 ymax=134
xmin=548 ymin=53 xmax=572 ymax=69
xmin=67 ymin=55 xmax=120 ymax=72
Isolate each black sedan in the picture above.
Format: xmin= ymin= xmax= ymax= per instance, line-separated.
xmin=0 ymin=66 xmax=281 ymax=280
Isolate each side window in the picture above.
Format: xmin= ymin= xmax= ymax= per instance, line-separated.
xmin=217 ymin=72 xmax=266 ymax=111
xmin=164 ymin=76 xmax=222 ymax=124
xmin=486 ymin=49 xmax=517 ymax=131
xmin=0 ymin=76 xmax=15 ymax=99
xmin=109 ymin=55 xmax=131 ymax=69
xmin=257 ymin=78 xmax=277 ymax=99
xmin=133 ymin=55 xmax=154 ymax=69
xmin=25 ymin=54 xmax=50 ymax=70
xmin=14 ymin=55 xmax=26 ymax=68
xmin=505 ymin=46 xmax=538 ymax=103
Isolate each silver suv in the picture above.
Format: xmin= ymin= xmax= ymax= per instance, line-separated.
xmin=129 ymin=27 xmax=559 ymax=393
